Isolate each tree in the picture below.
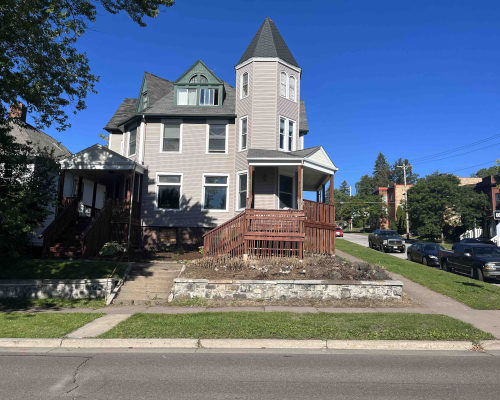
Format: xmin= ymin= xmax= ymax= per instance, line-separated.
xmin=0 ymin=0 xmax=174 ymax=256
xmin=355 ymin=174 xmax=375 ymax=196
xmin=373 ymin=152 xmax=390 ymax=188
xmin=407 ymin=173 xmax=488 ymax=242
xmin=389 ymin=158 xmax=419 ymax=185
xmin=342 ymin=194 xmax=386 ymax=230
xmin=471 ymin=165 xmax=499 ymax=178
xmin=339 ymin=180 xmax=349 ymax=196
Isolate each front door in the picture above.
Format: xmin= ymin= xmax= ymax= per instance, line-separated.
xmin=279 ymin=175 xmax=294 ymax=209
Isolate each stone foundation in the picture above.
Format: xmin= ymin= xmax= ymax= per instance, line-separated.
xmin=0 ymin=278 xmax=118 ymax=300
xmin=173 ymin=279 xmax=403 ymax=301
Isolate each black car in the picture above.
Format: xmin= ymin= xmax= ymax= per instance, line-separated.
xmin=407 ymin=242 xmax=443 ymax=266
xmin=452 ymin=238 xmax=495 ymax=250
xmin=368 ymin=230 xmax=406 ymax=253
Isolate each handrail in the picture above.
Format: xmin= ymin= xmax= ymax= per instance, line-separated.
xmin=202 ymin=210 xmax=245 ymax=238
xmin=80 ymin=199 xmax=113 ymax=257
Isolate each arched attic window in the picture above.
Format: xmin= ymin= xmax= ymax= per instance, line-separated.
xmin=279 ymin=71 xmax=287 ymax=98
xmin=288 ymin=76 xmax=296 ymax=101
xmin=189 ymin=75 xmax=198 ymax=84
xmin=199 ymin=75 xmax=208 ymax=83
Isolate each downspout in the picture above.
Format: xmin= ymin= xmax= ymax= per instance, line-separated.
xmin=139 ymin=115 xmax=146 ymax=165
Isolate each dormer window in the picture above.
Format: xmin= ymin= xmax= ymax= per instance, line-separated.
xmin=200 ymin=88 xmax=219 ymax=106
xmin=177 ymin=88 xmax=197 ymax=105
xmin=200 ymin=75 xmax=208 ymax=84
xmin=141 ymin=91 xmax=149 ymax=110
xmin=189 ymin=75 xmax=197 ymax=83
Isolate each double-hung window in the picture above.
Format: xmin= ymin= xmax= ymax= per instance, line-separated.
xmin=177 ymin=88 xmax=197 ymax=105
xmin=128 ymin=128 xmax=137 ymax=156
xmin=200 ymin=88 xmax=219 ymax=105
xmin=241 ymin=72 xmax=249 ymax=98
xmin=280 ymin=72 xmax=287 ymax=98
xmin=239 ymin=117 xmax=248 ymax=151
xmin=162 ymin=122 xmax=181 ymax=152
xmin=279 ymin=117 xmax=295 ymax=151
xmin=288 ymin=76 xmax=296 ymax=101
xmin=157 ymin=174 xmax=182 ymax=210
xmin=207 ymin=123 xmax=227 ymax=153
xmin=203 ymin=175 xmax=228 ymax=211
xmin=237 ymin=172 xmax=248 ymax=210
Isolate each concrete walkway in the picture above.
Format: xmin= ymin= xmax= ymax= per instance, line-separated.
xmin=66 ymin=314 xmax=131 ymax=338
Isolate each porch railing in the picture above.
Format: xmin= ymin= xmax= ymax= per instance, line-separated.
xmin=39 ymin=197 xmax=79 ymax=256
xmin=203 ymin=211 xmax=247 ymax=258
xmin=80 ymin=199 xmax=113 ymax=257
xmin=303 ymin=200 xmax=336 ymax=254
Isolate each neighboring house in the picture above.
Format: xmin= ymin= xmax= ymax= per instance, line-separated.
xmin=47 ymin=18 xmax=338 ymax=257
xmin=374 ymin=184 xmax=413 ymax=229
xmin=5 ymin=103 xmax=71 ymax=246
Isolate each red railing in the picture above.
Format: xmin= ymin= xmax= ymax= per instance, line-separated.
xmin=80 ymin=199 xmax=113 ymax=257
xmin=203 ymin=211 xmax=247 ymax=258
xmin=303 ymin=200 xmax=335 ymax=254
xmin=39 ymin=197 xmax=79 ymax=256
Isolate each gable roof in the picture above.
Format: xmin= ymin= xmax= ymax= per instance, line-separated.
xmin=104 ymin=98 xmax=138 ymax=131
xmin=175 ymin=59 xmax=224 ymax=84
xmin=7 ymin=120 xmax=71 ymax=160
xmin=143 ymin=72 xmax=173 ymax=109
xmin=237 ymin=17 xmax=299 ymax=68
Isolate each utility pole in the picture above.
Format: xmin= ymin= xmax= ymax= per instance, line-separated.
xmin=397 ymin=163 xmax=411 ymax=239
xmin=349 ymin=186 xmax=353 ymax=231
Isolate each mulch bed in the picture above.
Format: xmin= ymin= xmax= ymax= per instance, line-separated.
xmin=181 ymin=255 xmax=390 ymax=281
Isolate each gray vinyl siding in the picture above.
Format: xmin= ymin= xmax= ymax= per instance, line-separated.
xmin=250 ymin=61 xmax=278 ymax=150
xmin=141 ymin=119 xmax=236 ymax=228
xmin=277 ymin=62 xmax=301 ymax=151
xmin=108 ymin=133 xmax=123 ymax=153
xmin=235 ymin=64 xmax=252 ymax=174
xmin=253 ymin=167 xmax=277 ymax=209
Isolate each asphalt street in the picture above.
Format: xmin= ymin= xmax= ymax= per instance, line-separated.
xmin=1 ymin=350 xmax=499 ymax=399
xmin=341 ymin=233 xmax=408 ymax=259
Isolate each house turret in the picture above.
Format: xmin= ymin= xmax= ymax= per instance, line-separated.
xmin=235 ymin=18 xmax=302 ymax=153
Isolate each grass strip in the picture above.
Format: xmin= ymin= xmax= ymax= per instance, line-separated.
xmin=99 ymin=312 xmax=492 ymax=341
xmin=0 ymin=312 xmax=103 ymax=338
xmin=0 ymin=298 xmax=105 ymax=311
xmin=0 ymin=259 xmax=127 ymax=280
xmin=336 ymin=239 xmax=500 ymax=310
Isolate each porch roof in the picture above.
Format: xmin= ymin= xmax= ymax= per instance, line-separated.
xmin=60 ymin=144 xmax=145 ymax=173
xmin=247 ymin=146 xmax=338 ymax=175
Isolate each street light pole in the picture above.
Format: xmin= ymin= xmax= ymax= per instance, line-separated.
xmin=397 ymin=163 xmax=411 ymax=239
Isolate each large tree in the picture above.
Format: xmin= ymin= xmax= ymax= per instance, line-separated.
xmin=407 ymin=173 xmax=488 ymax=242
xmin=0 ymin=0 xmax=174 ymax=256
xmin=339 ymin=180 xmax=350 ymax=196
xmin=389 ymin=158 xmax=418 ymax=185
xmin=355 ymin=174 xmax=375 ymax=196
xmin=372 ymin=152 xmax=390 ymax=188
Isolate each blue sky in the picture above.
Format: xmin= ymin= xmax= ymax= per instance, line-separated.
xmin=39 ymin=0 xmax=500 ymax=191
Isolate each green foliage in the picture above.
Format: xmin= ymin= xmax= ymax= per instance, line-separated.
xmin=373 ymin=152 xmax=391 ymax=188
xmin=336 ymin=239 xmax=500 ymax=310
xmin=407 ymin=173 xmax=488 ymax=241
xmin=100 ymin=311 xmax=492 ymax=341
xmin=471 ymin=164 xmax=499 ymax=178
xmin=395 ymin=205 xmax=406 ymax=234
xmin=339 ymin=194 xmax=387 ymax=229
xmin=355 ymin=174 xmax=375 ymax=196
xmin=339 ymin=180 xmax=350 ymax=195
xmin=389 ymin=158 xmax=419 ymax=184
xmin=99 ymin=241 xmax=126 ymax=257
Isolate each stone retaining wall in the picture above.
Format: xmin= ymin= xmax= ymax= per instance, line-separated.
xmin=173 ymin=279 xmax=403 ymax=301
xmin=0 ymin=278 xmax=118 ymax=300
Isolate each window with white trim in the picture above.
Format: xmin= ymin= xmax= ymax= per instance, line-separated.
xmin=288 ymin=75 xmax=296 ymax=101
xmin=128 ymin=128 xmax=137 ymax=156
xmin=162 ymin=122 xmax=181 ymax=152
xmin=203 ymin=175 xmax=228 ymax=210
xmin=279 ymin=117 xmax=295 ymax=151
xmin=177 ymin=88 xmax=197 ymax=105
xmin=237 ymin=172 xmax=248 ymax=210
xmin=200 ymin=88 xmax=219 ymax=106
xmin=279 ymin=72 xmax=287 ymax=98
xmin=241 ymin=72 xmax=249 ymax=98
xmin=207 ymin=123 xmax=227 ymax=153
xmin=239 ymin=117 xmax=248 ymax=151
xmin=157 ymin=174 xmax=182 ymax=210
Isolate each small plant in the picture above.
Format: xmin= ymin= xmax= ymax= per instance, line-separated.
xmin=99 ymin=242 xmax=126 ymax=257
xmin=198 ymin=247 xmax=204 ymax=256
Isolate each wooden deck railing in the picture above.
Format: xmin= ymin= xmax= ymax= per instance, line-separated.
xmin=303 ymin=200 xmax=335 ymax=254
xmin=80 ymin=199 xmax=113 ymax=257
xmin=39 ymin=197 xmax=79 ymax=256
xmin=203 ymin=211 xmax=247 ymax=258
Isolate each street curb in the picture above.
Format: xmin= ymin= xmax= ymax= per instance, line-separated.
xmin=0 ymin=338 xmax=480 ymax=351
xmin=480 ymin=340 xmax=500 ymax=350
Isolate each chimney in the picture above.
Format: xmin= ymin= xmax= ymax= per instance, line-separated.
xmin=9 ymin=103 xmax=27 ymax=122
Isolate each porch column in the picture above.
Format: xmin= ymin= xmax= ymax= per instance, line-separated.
xmin=57 ymin=170 xmax=65 ymax=211
xmin=316 ymin=191 xmax=320 ymax=202
xmin=297 ymin=165 xmax=303 ymax=210
xmin=329 ymin=174 xmax=334 ymax=205
xmin=246 ymin=165 xmax=254 ymax=209
xmin=91 ymin=181 xmax=98 ymax=217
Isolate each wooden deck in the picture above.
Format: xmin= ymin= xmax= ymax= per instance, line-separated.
xmin=203 ymin=201 xmax=335 ymax=259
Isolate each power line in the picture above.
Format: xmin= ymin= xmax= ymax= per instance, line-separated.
xmin=412 ymin=142 xmax=500 ymax=165
xmin=445 ymin=159 xmax=499 ymax=174
xmin=410 ymin=133 xmax=500 ymax=163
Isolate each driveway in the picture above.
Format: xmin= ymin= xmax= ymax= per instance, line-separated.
xmin=341 ymin=233 xmax=408 ymax=260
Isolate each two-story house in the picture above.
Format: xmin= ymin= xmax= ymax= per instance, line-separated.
xmin=46 ymin=18 xmax=337 ymax=258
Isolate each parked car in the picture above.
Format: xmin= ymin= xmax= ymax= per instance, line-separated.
xmin=438 ymin=243 xmax=500 ymax=281
xmin=406 ymin=242 xmax=443 ymax=266
xmin=335 ymin=227 xmax=344 ymax=237
xmin=452 ymin=238 xmax=495 ymax=250
xmin=368 ymin=230 xmax=406 ymax=253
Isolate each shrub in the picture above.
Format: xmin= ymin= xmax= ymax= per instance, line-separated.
xmin=99 ymin=242 xmax=126 ymax=257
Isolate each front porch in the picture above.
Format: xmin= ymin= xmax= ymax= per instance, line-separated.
xmin=204 ymin=147 xmax=338 ymax=259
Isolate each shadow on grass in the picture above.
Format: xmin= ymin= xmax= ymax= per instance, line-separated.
xmin=0 ymin=298 xmax=105 ymax=312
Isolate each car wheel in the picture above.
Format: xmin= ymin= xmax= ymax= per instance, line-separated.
xmin=476 ymin=268 xmax=485 ymax=282
xmin=422 ymin=257 xmax=427 ymax=266
xmin=441 ymin=260 xmax=451 ymax=272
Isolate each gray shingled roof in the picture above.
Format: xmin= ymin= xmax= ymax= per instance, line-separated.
xmin=299 ymin=100 xmax=308 ymax=133
xmin=247 ymin=146 xmax=321 ymax=160
xmin=104 ymin=98 xmax=137 ymax=130
xmin=7 ymin=121 xmax=71 ymax=160
xmin=237 ymin=17 xmax=299 ymax=67
xmin=143 ymin=72 xmax=173 ymax=110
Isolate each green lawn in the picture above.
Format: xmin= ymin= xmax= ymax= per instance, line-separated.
xmin=0 ymin=298 xmax=105 ymax=310
xmin=336 ymin=239 xmax=500 ymax=310
xmin=0 ymin=312 xmax=103 ymax=338
xmin=0 ymin=259 xmax=127 ymax=280
xmin=100 ymin=312 xmax=492 ymax=341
